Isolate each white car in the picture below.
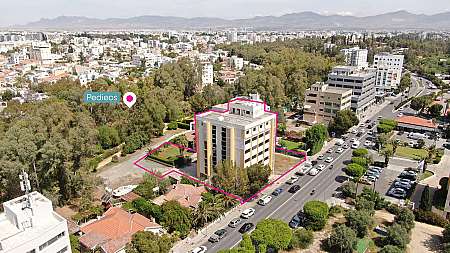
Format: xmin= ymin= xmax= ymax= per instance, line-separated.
xmin=336 ymin=148 xmax=344 ymax=153
xmin=351 ymin=129 xmax=358 ymax=134
xmin=257 ymin=195 xmax=273 ymax=206
xmin=308 ymin=168 xmax=319 ymax=176
xmin=241 ymin=208 xmax=256 ymax=219
xmin=359 ymin=123 xmax=366 ymax=128
xmin=364 ymin=140 xmax=372 ymax=147
xmin=397 ymin=112 xmax=403 ymax=117
xmin=317 ymin=164 xmax=326 ymax=171
xmin=351 ymin=141 xmax=360 ymax=149
xmin=359 ymin=129 xmax=365 ymax=134
xmin=327 ymin=148 xmax=334 ymax=153
xmin=325 ymin=157 xmax=334 ymax=163
xmin=408 ymin=141 xmax=415 ymax=148
xmin=192 ymin=246 xmax=207 ymax=253
xmin=350 ymin=138 xmax=357 ymax=143
xmin=317 ymin=155 xmax=324 ymax=160
xmin=286 ymin=176 xmax=299 ymax=184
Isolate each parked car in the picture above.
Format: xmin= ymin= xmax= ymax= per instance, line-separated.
xmin=399 ymin=171 xmax=417 ymax=180
xmin=394 ymin=181 xmax=412 ymax=190
xmin=343 ymin=143 xmax=349 ymax=149
xmin=271 ymin=188 xmax=283 ymax=196
xmin=296 ymin=163 xmax=313 ymax=176
xmin=336 ymin=148 xmax=344 ymax=153
xmin=317 ymin=155 xmax=324 ymax=160
xmin=364 ymin=140 xmax=373 ymax=147
xmin=389 ymin=188 xmax=407 ymax=199
xmin=327 ymin=148 xmax=334 ymax=153
xmin=286 ymin=176 xmax=299 ymax=184
xmin=325 ymin=157 xmax=334 ymax=163
xmin=367 ymin=130 xmax=373 ymax=135
xmin=308 ymin=168 xmax=319 ymax=176
xmin=350 ymin=138 xmax=357 ymax=143
xmin=366 ymin=175 xmax=377 ymax=182
xmin=257 ymin=195 xmax=273 ymax=206
xmin=209 ymin=229 xmax=227 ymax=243
xmin=288 ymin=185 xmax=301 ymax=193
xmin=239 ymin=223 xmax=254 ymax=233
xmin=351 ymin=129 xmax=358 ymax=134
xmin=241 ymin=208 xmax=255 ymax=219
xmin=366 ymin=171 xmax=380 ymax=179
xmin=317 ymin=164 xmax=326 ymax=171
xmin=228 ymin=218 xmax=242 ymax=228
xmin=289 ymin=214 xmax=302 ymax=228
xmin=192 ymin=246 xmax=207 ymax=253
xmin=351 ymin=141 xmax=360 ymax=149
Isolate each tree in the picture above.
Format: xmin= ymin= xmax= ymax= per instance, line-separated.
xmin=379 ymin=245 xmax=404 ymax=253
xmin=428 ymin=103 xmax=443 ymax=118
xmin=420 ymin=185 xmax=433 ymax=211
xmin=383 ymin=148 xmax=394 ymax=167
xmin=341 ymin=181 xmax=356 ymax=198
xmin=290 ymin=228 xmax=314 ymax=250
xmin=247 ymin=163 xmax=271 ymax=194
xmin=303 ymin=200 xmax=329 ymax=231
xmin=98 ymin=125 xmax=120 ymax=149
xmin=355 ymin=196 xmax=375 ymax=215
xmin=328 ymin=110 xmax=359 ymax=136
xmin=171 ymin=135 xmax=189 ymax=156
xmin=394 ymin=208 xmax=415 ymax=232
xmin=346 ymin=163 xmax=366 ymax=178
xmin=251 ymin=219 xmax=292 ymax=251
xmin=417 ymin=139 xmax=426 ymax=149
xmin=239 ymin=234 xmax=256 ymax=251
xmin=326 ymin=225 xmax=357 ymax=253
xmin=160 ymin=200 xmax=192 ymax=238
xmin=351 ymin=157 xmax=369 ymax=168
xmin=70 ymin=234 xmax=81 ymax=253
xmin=304 ymin=124 xmax=328 ymax=155
xmin=410 ymin=95 xmax=432 ymax=113
xmin=384 ymin=224 xmax=410 ymax=249
xmin=399 ymin=73 xmax=412 ymax=92
xmin=125 ymin=231 xmax=174 ymax=253
xmin=352 ymin=148 xmax=369 ymax=157
xmin=345 ymin=210 xmax=374 ymax=237
xmin=0 ymin=90 xmax=14 ymax=101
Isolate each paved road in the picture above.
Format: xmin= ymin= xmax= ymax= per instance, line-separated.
xmin=200 ymin=75 xmax=427 ymax=253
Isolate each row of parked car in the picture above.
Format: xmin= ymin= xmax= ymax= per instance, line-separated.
xmin=361 ymin=166 xmax=384 ymax=184
xmin=388 ymin=169 xmax=418 ymax=199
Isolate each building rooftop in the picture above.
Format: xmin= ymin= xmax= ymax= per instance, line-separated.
xmin=397 ymin=116 xmax=437 ymax=129
xmin=0 ymin=192 xmax=66 ymax=251
xmin=152 ymin=183 xmax=207 ymax=208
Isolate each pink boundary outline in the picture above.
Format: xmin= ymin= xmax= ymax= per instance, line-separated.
xmin=133 ymin=98 xmax=307 ymax=205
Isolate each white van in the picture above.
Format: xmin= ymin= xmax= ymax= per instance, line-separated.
xmin=408 ymin=132 xmax=428 ymax=140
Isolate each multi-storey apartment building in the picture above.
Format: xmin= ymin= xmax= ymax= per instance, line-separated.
xmin=327 ymin=66 xmax=376 ymax=115
xmin=341 ymin=47 xmax=368 ymax=69
xmin=303 ymin=82 xmax=352 ymax=124
xmin=195 ymin=95 xmax=276 ymax=178
xmin=29 ymin=42 xmax=52 ymax=64
xmin=0 ymin=192 xmax=71 ymax=253
xmin=201 ymin=62 xmax=214 ymax=86
xmin=373 ymin=53 xmax=404 ymax=94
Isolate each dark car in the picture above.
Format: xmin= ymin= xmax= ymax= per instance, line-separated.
xmin=272 ymin=188 xmax=283 ymax=196
xmin=311 ymin=160 xmax=318 ymax=166
xmin=365 ymin=119 xmax=371 ymax=124
xmin=239 ymin=223 xmax=254 ymax=233
xmin=289 ymin=214 xmax=302 ymax=228
xmin=288 ymin=185 xmax=301 ymax=193
xmin=208 ymin=229 xmax=227 ymax=243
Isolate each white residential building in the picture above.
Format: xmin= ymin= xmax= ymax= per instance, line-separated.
xmin=226 ymin=30 xmax=238 ymax=43
xmin=373 ymin=53 xmax=404 ymax=94
xmin=195 ymin=95 xmax=276 ymax=178
xmin=341 ymin=47 xmax=368 ymax=69
xmin=29 ymin=43 xmax=53 ymax=64
xmin=230 ymin=56 xmax=244 ymax=70
xmin=201 ymin=62 xmax=214 ymax=86
xmin=0 ymin=192 xmax=71 ymax=253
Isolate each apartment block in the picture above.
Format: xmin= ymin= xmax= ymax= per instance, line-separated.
xmin=0 ymin=192 xmax=71 ymax=253
xmin=373 ymin=53 xmax=404 ymax=94
xmin=327 ymin=66 xmax=376 ymax=115
xmin=195 ymin=95 xmax=276 ymax=178
xmin=341 ymin=47 xmax=368 ymax=68
xmin=303 ymin=82 xmax=352 ymax=124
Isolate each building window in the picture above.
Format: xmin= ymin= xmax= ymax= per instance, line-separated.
xmin=246 ymin=130 xmax=249 ymax=134
xmin=245 ymin=149 xmax=251 ymax=154
xmin=26 ymin=250 xmax=36 ymax=253
xmin=56 ymin=246 xmax=68 ymax=253
xmin=245 ymin=139 xmax=250 ymax=144
xmin=39 ymin=231 xmax=65 ymax=251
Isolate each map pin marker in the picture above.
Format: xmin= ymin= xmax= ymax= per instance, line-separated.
xmin=123 ymin=92 xmax=137 ymax=108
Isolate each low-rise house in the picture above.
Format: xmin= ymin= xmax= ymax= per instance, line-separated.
xmin=79 ymin=207 xmax=164 ymax=253
xmin=152 ymin=183 xmax=207 ymax=208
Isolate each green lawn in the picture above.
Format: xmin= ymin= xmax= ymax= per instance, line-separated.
xmin=279 ymin=139 xmax=304 ymax=151
xmin=150 ymin=144 xmax=183 ymax=164
xmin=356 ymin=238 xmax=371 ymax=253
xmin=420 ymin=170 xmax=434 ymax=181
xmin=395 ymin=146 xmax=428 ymax=161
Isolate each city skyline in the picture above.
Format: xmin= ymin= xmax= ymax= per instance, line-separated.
xmin=1 ymin=0 xmax=450 ymax=27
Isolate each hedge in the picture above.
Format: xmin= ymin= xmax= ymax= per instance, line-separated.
xmin=413 ymin=209 xmax=449 ymax=227
xmin=177 ymin=122 xmax=191 ymax=130
xmin=167 ymin=122 xmax=178 ymax=130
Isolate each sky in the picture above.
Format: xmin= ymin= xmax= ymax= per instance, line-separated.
xmin=1 ymin=0 xmax=450 ymax=26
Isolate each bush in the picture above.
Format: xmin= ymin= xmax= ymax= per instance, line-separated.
xmin=111 ymin=155 xmax=119 ymax=163
xmin=394 ymin=208 xmax=415 ymax=232
xmin=303 ymin=200 xmax=329 ymax=231
xmin=377 ymin=119 xmax=397 ymax=134
xmin=177 ymin=122 xmax=191 ymax=130
xmin=326 ymin=224 xmax=357 ymax=253
xmin=329 ymin=205 xmax=344 ymax=216
xmin=352 ymin=148 xmax=369 ymax=157
xmin=384 ymin=224 xmax=410 ymax=249
xmin=379 ymin=245 xmax=404 ymax=253
xmin=167 ymin=122 xmax=178 ymax=130
xmin=351 ymin=157 xmax=369 ymax=168
xmin=290 ymin=228 xmax=314 ymax=250
xmin=345 ymin=210 xmax=374 ymax=237
xmin=341 ymin=181 xmax=356 ymax=198
xmin=414 ymin=209 xmax=449 ymax=227
xmin=386 ymin=204 xmax=402 ymax=215
xmin=346 ymin=163 xmax=366 ymax=178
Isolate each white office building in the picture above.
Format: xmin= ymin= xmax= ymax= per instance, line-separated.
xmin=327 ymin=66 xmax=376 ymax=115
xmin=201 ymin=62 xmax=214 ymax=86
xmin=373 ymin=53 xmax=404 ymax=94
xmin=226 ymin=30 xmax=238 ymax=43
xmin=0 ymin=192 xmax=71 ymax=253
xmin=195 ymin=95 xmax=276 ymax=178
xmin=29 ymin=43 xmax=53 ymax=64
xmin=341 ymin=47 xmax=368 ymax=69
xmin=230 ymin=56 xmax=244 ymax=70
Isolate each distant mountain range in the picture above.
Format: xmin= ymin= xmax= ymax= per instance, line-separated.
xmin=13 ymin=11 xmax=450 ymax=30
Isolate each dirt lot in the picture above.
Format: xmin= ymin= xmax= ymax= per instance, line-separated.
xmin=407 ymin=221 xmax=443 ymax=253
xmin=274 ymin=153 xmax=302 ymax=176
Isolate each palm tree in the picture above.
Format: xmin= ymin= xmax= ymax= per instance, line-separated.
xmin=383 ymin=148 xmax=394 ymax=167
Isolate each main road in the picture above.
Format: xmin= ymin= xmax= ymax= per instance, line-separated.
xmin=201 ymin=79 xmax=425 ymax=253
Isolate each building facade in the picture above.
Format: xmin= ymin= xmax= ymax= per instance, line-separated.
xmin=0 ymin=192 xmax=71 ymax=253
xmin=341 ymin=47 xmax=368 ymax=69
xmin=327 ymin=66 xmax=376 ymax=115
xmin=201 ymin=62 xmax=213 ymax=86
xmin=303 ymin=82 xmax=352 ymax=124
xmin=195 ymin=96 xmax=276 ymax=178
xmin=373 ymin=53 xmax=404 ymax=94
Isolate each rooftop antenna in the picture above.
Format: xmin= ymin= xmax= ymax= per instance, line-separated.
xmin=19 ymin=169 xmax=33 ymax=213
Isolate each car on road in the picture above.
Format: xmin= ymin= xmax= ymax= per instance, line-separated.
xmin=327 ymin=148 xmax=334 ymax=153
xmin=336 ymin=148 xmax=344 ymax=153
xmin=257 ymin=195 xmax=273 ymax=206
xmin=286 ymin=176 xmax=299 ymax=184
xmin=317 ymin=155 xmax=324 ymax=160
xmin=209 ymin=229 xmax=227 ymax=243
xmin=288 ymin=185 xmax=301 ymax=193
xmin=289 ymin=214 xmax=302 ymax=228
xmin=228 ymin=218 xmax=242 ymax=228
xmin=389 ymin=188 xmax=407 ymax=199
xmin=191 ymin=246 xmax=207 ymax=253
xmin=271 ymin=188 xmax=283 ymax=196
xmin=317 ymin=164 xmax=326 ymax=171
xmin=239 ymin=223 xmax=254 ymax=233
xmin=325 ymin=157 xmax=334 ymax=163
xmin=308 ymin=168 xmax=319 ymax=176
xmin=296 ymin=162 xmax=313 ymax=176
xmin=241 ymin=208 xmax=255 ymax=219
